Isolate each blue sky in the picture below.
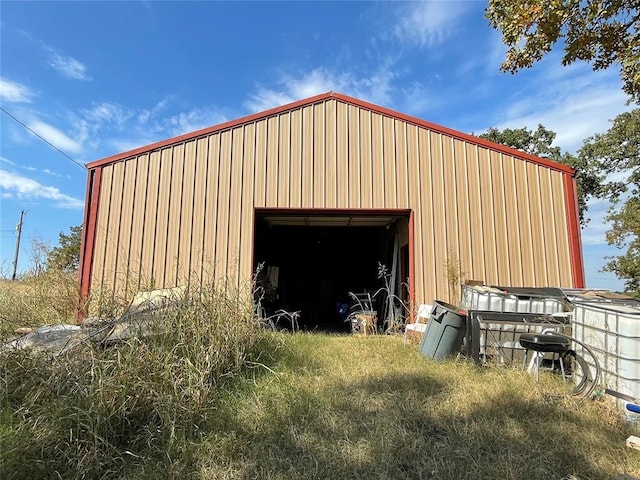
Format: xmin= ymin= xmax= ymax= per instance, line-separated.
xmin=0 ymin=1 xmax=634 ymax=290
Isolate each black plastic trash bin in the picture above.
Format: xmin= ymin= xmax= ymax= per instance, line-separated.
xmin=419 ymin=301 xmax=467 ymax=360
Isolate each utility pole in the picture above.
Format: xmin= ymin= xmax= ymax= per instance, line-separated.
xmin=11 ymin=210 xmax=25 ymax=281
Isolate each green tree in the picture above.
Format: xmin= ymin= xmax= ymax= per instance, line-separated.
xmin=479 ymin=124 xmax=599 ymax=224
xmin=486 ymin=0 xmax=640 ymax=102
xmin=578 ymin=109 xmax=640 ymax=293
xmin=47 ymin=225 xmax=82 ymax=272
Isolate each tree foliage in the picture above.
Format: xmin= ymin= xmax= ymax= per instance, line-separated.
xmin=47 ymin=225 xmax=82 ymax=272
xmin=478 ymin=124 xmax=598 ymax=224
xmin=486 ymin=0 xmax=640 ymax=102
xmin=578 ymin=109 xmax=640 ymax=293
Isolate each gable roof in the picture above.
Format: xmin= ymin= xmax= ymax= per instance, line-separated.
xmin=86 ymin=91 xmax=575 ymax=175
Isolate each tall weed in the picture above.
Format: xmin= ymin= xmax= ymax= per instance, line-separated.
xmin=0 ymin=270 xmax=80 ymax=338
xmin=0 ymin=281 xmax=268 ymax=479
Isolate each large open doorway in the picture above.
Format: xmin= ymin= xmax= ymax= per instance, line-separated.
xmin=253 ymin=209 xmax=411 ymax=332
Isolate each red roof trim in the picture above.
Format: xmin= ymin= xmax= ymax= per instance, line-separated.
xmin=563 ymin=174 xmax=585 ymax=287
xmin=87 ymin=91 xmax=574 ymax=175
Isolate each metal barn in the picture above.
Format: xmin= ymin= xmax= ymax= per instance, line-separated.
xmin=78 ymin=92 xmax=584 ymax=328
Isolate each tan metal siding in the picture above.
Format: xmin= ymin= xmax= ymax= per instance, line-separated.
xmin=359 ymin=109 xmax=373 ymax=208
xmin=325 ymin=99 xmax=337 ymax=208
xmin=90 ymin=97 xmax=577 ymax=307
xmin=443 ymin=135 xmax=460 ymax=292
xmin=301 ymin=106 xmax=314 ymax=208
xmin=503 ymin=155 xmax=523 ymax=286
xmin=418 ymin=128 xmax=436 ymax=302
xmin=202 ymin=135 xmax=221 ymax=280
xmin=371 ymin=113 xmax=385 ymax=208
xmin=92 ymin=165 xmax=111 ymax=297
xmin=336 ymin=102 xmax=349 ymax=208
xmin=118 ymin=156 xmax=137 ymax=297
xmin=288 ymin=109 xmax=302 ymax=208
xmin=491 ymin=151 xmax=509 ymax=285
xmin=466 ymin=144 xmax=485 ymax=282
xmin=313 ymin=104 xmax=325 ymax=207
xmin=105 ymin=161 xmax=125 ymax=293
xmin=347 ymin=105 xmax=361 ymax=207
xmin=228 ymin=127 xmax=244 ymax=283
xmin=128 ymin=153 xmax=149 ymax=292
xmin=239 ymin=123 xmax=257 ymax=283
xmin=430 ymin=131 xmax=447 ymax=299
xmin=453 ymin=139 xmax=471 ymax=287
xmin=395 ymin=120 xmax=409 ymax=208
xmin=515 ymin=157 xmax=535 ymax=283
xmin=176 ymin=141 xmax=196 ymax=284
xmin=383 ymin=116 xmax=396 ymax=207
xmin=191 ymin=138 xmax=209 ymax=281
xmin=527 ymin=162 xmax=547 ymax=285
xmin=141 ymin=151 xmax=161 ymax=287
xmin=165 ymin=144 xmax=184 ymax=287
xmin=406 ymin=124 xmax=424 ymax=301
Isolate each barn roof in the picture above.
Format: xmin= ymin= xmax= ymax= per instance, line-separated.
xmin=86 ymin=91 xmax=575 ymax=175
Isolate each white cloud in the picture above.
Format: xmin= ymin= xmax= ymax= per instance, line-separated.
xmin=166 ymin=107 xmax=227 ymax=136
xmin=245 ymin=89 xmax=295 ymax=113
xmin=27 ymin=120 xmax=83 ymax=155
xmin=0 ymin=156 xmax=16 ymax=166
xmin=137 ymin=98 xmax=171 ymax=125
xmin=245 ymin=67 xmax=397 ymax=113
xmin=82 ymin=102 xmax=132 ymax=125
xmin=48 ymin=51 xmax=91 ymax=80
xmin=396 ymin=81 xmax=442 ymax=116
xmin=393 ymin=1 xmax=473 ymax=48
xmin=482 ymin=63 xmax=631 ymax=153
xmin=0 ymin=169 xmax=84 ymax=209
xmin=0 ymin=78 xmax=35 ymax=103
xmin=42 ymin=168 xmax=63 ymax=177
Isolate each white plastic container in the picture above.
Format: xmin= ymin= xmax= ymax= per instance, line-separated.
xmin=460 ymin=285 xmax=568 ymax=314
xmin=571 ymin=302 xmax=640 ymax=407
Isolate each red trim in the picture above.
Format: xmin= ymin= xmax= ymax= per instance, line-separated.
xmin=254 ymin=207 xmax=412 ymax=216
xmin=564 ymin=174 xmax=585 ymax=287
xmin=408 ymin=210 xmax=415 ymax=307
xmin=76 ymin=171 xmax=93 ymax=322
xmin=86 ymin=92 xmax=575 ymax=175
xmin=77 ymin=167 xmax=102 ymax=322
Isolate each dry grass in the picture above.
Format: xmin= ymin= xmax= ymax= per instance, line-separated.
xmin=198 ymin=334 xmax=640 ymax=480
xmin=1 ymin=302 xmax=639 ymax=479
xmin=0 ymin=283 xmax=267 ymax=479
xmin=0 ymin=271 xmax=80 ymax=338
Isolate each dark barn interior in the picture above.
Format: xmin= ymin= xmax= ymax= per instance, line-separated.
xmin=253 ymin=212 xmax=409 ymax=331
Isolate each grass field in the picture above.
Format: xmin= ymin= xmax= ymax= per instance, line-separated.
xmin=1 ymin=276 xmax=639 ymax=479
xmin=3 ymin=330 xmax=639 ymax=479
xmin=197 ymin=334 xmax=640 ymax=480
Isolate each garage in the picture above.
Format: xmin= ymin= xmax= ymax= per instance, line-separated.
xmin=253 ymin=209 xmax=410 ymax=331
xmin=79 ymin=91 xmax=584 ymax=318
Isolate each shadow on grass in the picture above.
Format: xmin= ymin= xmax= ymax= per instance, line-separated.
xmin=196 ymin=369 xmax=636 ymax=480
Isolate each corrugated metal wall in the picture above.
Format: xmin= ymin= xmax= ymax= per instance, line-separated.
xmin=88 ymin=97 xmax=574 ymax=305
